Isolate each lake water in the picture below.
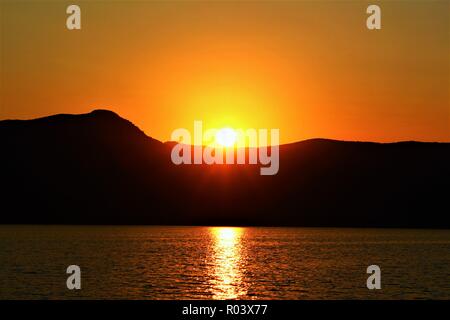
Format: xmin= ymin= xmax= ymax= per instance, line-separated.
xmin=0 ymin=226 xmax=449 ymax=299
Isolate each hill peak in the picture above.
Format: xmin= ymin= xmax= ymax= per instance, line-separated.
xmin=89 ymin=109 xmax=120 ymax=118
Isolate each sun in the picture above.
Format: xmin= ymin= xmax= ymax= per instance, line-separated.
xmin=215 ymin=128 xmax=237 ymax=147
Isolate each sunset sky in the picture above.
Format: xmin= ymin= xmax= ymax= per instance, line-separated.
xmin=0 ymin=1 xmax=448 ymax=143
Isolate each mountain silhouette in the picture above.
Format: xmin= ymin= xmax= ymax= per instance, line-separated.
xmin=1 ymin=110 xmax=449 ymax=228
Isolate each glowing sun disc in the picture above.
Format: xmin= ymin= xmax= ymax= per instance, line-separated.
xmin=215 ymin=128 xmax=237 ymax=147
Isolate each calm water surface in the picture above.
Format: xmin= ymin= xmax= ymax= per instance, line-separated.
xmin=0 ymin=226 xmax=449 ymax=299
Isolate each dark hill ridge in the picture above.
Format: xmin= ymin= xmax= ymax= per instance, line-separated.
xmin=1 ymin=110 xmax=449 ymax=227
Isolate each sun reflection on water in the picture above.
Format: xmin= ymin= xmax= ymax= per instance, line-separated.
xmin=209 ymin=227 xmax=247 ymax=299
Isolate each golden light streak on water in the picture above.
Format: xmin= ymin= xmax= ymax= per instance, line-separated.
xmin=209 ymin=227 xmax=247 ymax=299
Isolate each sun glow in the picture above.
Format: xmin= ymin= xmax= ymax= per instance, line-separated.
xmin=215 ymin=128 xmax=238 ymax=147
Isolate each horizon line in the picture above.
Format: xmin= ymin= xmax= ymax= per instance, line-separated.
xmin=1 ymin=109 xmax=449 ymax=145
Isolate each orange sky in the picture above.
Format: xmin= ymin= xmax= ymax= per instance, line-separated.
xmin=0 ymin=1 xmax=449 ymax=143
